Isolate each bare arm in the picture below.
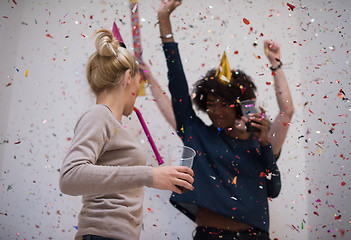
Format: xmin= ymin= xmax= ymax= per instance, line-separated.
xmin=158 ymin=0 xmax=181 ymax=43
xmin=139 ymin=62 xmax=176 ymax=129
xmin=264 ymin=40 xmax=294 ymax=156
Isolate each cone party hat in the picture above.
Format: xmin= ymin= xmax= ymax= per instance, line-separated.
xmin=215 ymin=51 xmax=232 ymax=84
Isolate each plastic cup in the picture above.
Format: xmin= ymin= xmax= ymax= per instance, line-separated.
xmin=168 ymin=146 xmax=196 ymax=192
xmin=168 ymin=146 xmax=196 ymax=168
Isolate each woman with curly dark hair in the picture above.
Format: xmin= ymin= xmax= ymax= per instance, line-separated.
xmin=152 ymin=0 xmax=294 ymax=239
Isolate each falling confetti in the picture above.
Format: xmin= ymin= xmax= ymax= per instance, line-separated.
xmin=287 ymin=3 xmax=296 ymax=11
xmin=243 ymin=18 xmax=250 ymax=25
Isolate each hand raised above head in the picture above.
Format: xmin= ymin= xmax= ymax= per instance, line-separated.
xmin=158 ymin=0 xmax=182 ymax=19
xmin=264 ymin=40 xmax=281 ymax=65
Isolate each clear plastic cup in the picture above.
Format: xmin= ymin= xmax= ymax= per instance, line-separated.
xmin=168 ymin=146 xmax=196 ymax=192
xmin=168 ymin=145 xmax=196 ymax=168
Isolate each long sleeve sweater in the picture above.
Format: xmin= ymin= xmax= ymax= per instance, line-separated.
xmin=59 ymin=104 xmax=153 ymax=240
xmin=163 ymin=42 xmax=281 ymax=233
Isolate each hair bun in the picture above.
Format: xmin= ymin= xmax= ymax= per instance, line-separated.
xmin=95 ymin=29 xmax=119 ymax=57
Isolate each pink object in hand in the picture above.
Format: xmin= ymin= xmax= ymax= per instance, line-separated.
xmin=133 ymin=107 xmax=164 ymax=165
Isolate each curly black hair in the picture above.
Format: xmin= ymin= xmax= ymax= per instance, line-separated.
xmin=192 ymin=69 xmax=257 ymax=117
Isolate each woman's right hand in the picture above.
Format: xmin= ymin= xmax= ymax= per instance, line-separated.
xmin=152 ymin=165 xmax=194 ymax=194
xmin=158 ymin=0 xmax=182 ymax=19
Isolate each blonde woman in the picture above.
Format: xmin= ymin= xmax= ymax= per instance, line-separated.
xmin=59 ymin=29 xmax=194 ymax=240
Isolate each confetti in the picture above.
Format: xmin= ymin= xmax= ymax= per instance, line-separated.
xmin=243 ymin=18 xmax=250 ymax=25
xmin=24 ymin=69 xmax=28 ymax=77
xmin=287 ymin=3 xmax=296 ymax=11
xmin=46 ymin=34 xmax=54 ymax=38
xmin=131 ymin=3 xmax=138 ymax=13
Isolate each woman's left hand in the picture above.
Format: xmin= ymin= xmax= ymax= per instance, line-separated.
xmin=264 ymin=40 xmax=281 ymax=66
xmin=249 ymin=106 xmax=270 ymax=146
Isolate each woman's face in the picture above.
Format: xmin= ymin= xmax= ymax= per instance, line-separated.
xmin=206 ymin=94 xmax=237 ymax=129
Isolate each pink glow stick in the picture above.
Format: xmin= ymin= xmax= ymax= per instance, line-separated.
xmin=133 ymin=107 xmax=164 ymax=165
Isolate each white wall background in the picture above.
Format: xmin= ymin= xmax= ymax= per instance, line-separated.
xmin=0 ymin=0 xmax=349 ymax=239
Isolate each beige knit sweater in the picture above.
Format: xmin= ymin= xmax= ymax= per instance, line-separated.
xmin=59 ymin=104 xmax=153 ymax=240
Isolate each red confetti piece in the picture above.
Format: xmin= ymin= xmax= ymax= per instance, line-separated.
xmin=313 ymin=211 xmax=319 ymax=216
xmin=12 ymin=0 xmax=17 ymax=5
xmin=81 ymin=34 xmax=86 ymax=38
xmin=260 ymin=172 xmax=267 ymax=177
xmin=287 ymin=3 xmax=296 ymax=11
xmin=266 ymin=81 xmax=272 ymax=85
xmin=234 ymin=51 xmax=239 ymax=54
xmin=335 ymin=215 xmax=341 ymax=220
xmin=341 ymin=181 xmax=346 ymax=186
xmin=308 ymin=109 xmax=314 ymax=114
xmin=243 ymin=18 xmax=250 ymax=25
xmin=292 ymin=224 xmax=300 ymax=232
xmin=67 ymin=137 xmax=72 ymax=141
xmin=46 ymin=34 xmax=54 ymax=38
xmin=14 ymin=141 xmax=21 ymax=144
xmin=3 ymin=16 xmax=8 ymax=18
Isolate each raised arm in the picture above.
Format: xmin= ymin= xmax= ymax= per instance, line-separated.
xmin=157 ymin=0 xmax=181 ymax=43
xmin=157 ymin=0 xmax=196 ymax=136
xmin=139 ymin=62 xmax=176 ymax=129
xmin=264 ymin=40 xmax=294 ymax=156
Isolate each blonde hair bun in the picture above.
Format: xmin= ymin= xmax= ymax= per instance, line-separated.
xmin=86 ymin=28 xmax=139 ymax=95
xmin=94 ymin=29 xmax=120 ymax=57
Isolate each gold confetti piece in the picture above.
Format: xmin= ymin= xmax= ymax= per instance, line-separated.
xmin=232 ymin=176 xmax=237 ymax=185
xmin=25 ymin=69 xmax=28 ymax=77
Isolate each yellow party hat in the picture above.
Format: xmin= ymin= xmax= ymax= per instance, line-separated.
xmin=215 ymin=51 xmax=232 ymax=84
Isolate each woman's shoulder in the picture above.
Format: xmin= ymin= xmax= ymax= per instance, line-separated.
xmin=80 ymin=104 xmax=114 ymax=120
xmin=75 ymin=104 xmax=118 ymax=131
